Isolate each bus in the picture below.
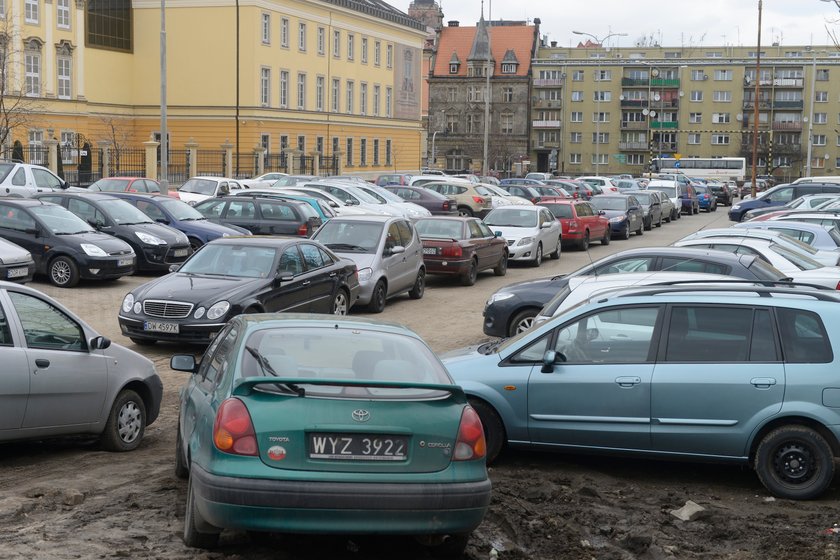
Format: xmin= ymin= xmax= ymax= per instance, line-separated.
xmin=651 ymin=157 xmax=746 ymax=184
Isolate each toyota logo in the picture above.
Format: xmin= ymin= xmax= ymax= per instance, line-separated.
xmin=352 ymin=409 xmax=370 ymax=422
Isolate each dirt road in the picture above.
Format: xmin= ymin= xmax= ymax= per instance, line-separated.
xmin=4 ymin=208 xmax=840 ymax=560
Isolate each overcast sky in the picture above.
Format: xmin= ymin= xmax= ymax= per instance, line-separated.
xmin=388 ymin=0 xmax=840 ymax=48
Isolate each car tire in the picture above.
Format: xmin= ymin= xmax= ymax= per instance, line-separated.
xmin=468 ymin=399 xmax=506 ymax=464
xmin=184 ymin=472 xmax=220 ymax=549
xmin=408 ymin=268 xmax=425 ymax=299
xmin=457 ymin=206 xmax=474 ymax=217
xmin=530 ymin=243 xmax=543 ymax=267
xmin=461 ymin=259 xmax=478 ymax=286
xmin=188 ymin=237 xmax=203 ymax=252
xmin=754 ymin=425 xmax=835 ymax=500
xmin=549 ymin=237 xmax=561 ymax=259
xmin=711 ymin=203 xmax=717 ymax=212
xmin=332 ymin=289 xmax=350 ymax=315
xmin=635 ymin=221 xmax=644 ymax=236
xmin=130 ymin=337 xmax=157 ymax=346
xmin=416 ymin=533 xmax=471 ymax=559
xmin=664 ymin=212 xmax=672 ymax=223
xmin=600 ymin=229 xmax=610 ymax=246
xmin=508 ymin=308 xmax=537 ymax=337
xmin=622 ymin=223 xmax=631 ymax=240
xmin=657 ymin=214 xmax=663 ymax=227
xmin=693 ymin=204 xmax=700 ymax=215
xmin=48 ymin=255 xmax=80 ymax=288
xmin=100 ymin=389 xmax=146 ymax=452
xmin=175 ymin=428 xmax=189 ymax=480
xmin=493 ymin=252 xmax=508 ymax=276
xmin=579 ymin=231 xmax=590 ymax=251
xmin=368 ymin=280 xmax=387 ymax=313
xmin=643 ymin=217 xmax=652 ymax=231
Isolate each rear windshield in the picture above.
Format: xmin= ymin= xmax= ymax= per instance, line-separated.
xmin=540 ymin=203 xmax=572 ymax=218
xmin=485 ymin=208 xmax=538 ymax=227
xmin=652 ymin=186 xmax=677 ymax=198
xmin=415 ymin=219 xmax=463 ymax=239
xmin=0 ymin=163 xmax=15 ymax=182
xmin=746 ymin=257 xmax=789 ymax=281
xmin=591 ymin=197 xmax=627 ymax=211
xmin=90 ymin=179 xmax=130 ymax=192
xmin=312 ymin=220 xmax=384 ymax=253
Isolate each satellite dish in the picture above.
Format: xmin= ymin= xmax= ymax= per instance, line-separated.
xmin=619 ymin=94 xmax=625 ymax=100
xmin=736 ymin=113 xmax=743 ymax=121
xmin=642 ymin=108 xmax=650 ymax=115
xmin=653 ymin=93 xmax=661 ymax=101
xmin=679 ymin=90 xmax=684 ymax=97
xmin=651 ymin=68 xmax=660 ymax=77
xmin=649 ymin=111 xmax=657 ymax=118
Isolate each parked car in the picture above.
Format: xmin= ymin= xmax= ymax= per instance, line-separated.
xmin=590 ymin=194 xmax=645 ymax=239
xmin=532 ymin=185 xmax=570 ymax=199
xmin=0 ymin=198 xmax=136 ymax=287
xmin=308 ymin=181 xmax=410 ymax=218
xmin=0 ymin=161 xmax=68 ymax=197
xmin=549 ymin=180 xmax=595 ymax=200
xmin=421 ymin=181 xmax=495 ymax=217
xmin=445 ymin=282 xmax=840 ymax=499
xmin=647 ymin=180 xmax=697 ymax=216
xmin=383 ymin=185 xmax=458 ymax=215
xmin=311 ymin=215 xmax=425 ymax=312
xmin=352 ymin=183 xmax=432 ymax=220
xmin=729 ymin=183 xmax=840 ymax=222
xmin=625 ymin=190 xmax=663 ymax=230
xmin=118 ymin=237 xmax=359 ymax=345
xmin=538 ymin=198 xmax=610 ymax=251
xmin=193 ymin=195 xmax=322 ymax=237
xmin=230 ymin=189 xmax=337 ymax=222
xmin=525 ymin=172 xmax=554 ymax=181
xmin=577 ymin=176 xmax=620 ymax=193
xmin=693 ymin=184 xmax=718 ymax=212
xmin=414 ymin=216 xmax=508 ymax=285
xmin=88 ymin=177 xmax=165 ymax=194
xmin=480 ymin=184 xmax=533 ymax=207
xmin=742 ymin=194 xmax=840 ymax=222
xmin=172 ymin=314 xmax=490 ymax=552
xmin=678 ymin=228 xmax=840 ymax=267
xmin=177 ymin=177 xmax=249 ymax=205
xmin=0 ymin=238 xmax=35 ymax=283
xmin=481 ymin=247 xmax=790 ymax=338
xmin=765 ymin=212 xmax=840 ymax=232
xmin=496 ymin=183 xmax=543 ymax=203
xmin=0 ymin=280 xmax=162 ymax=450
xmin=613 ymin=179 xmax=646 ymax=191
xmin=270 ymin=174 xmax=319 ymax=187
xmin=105 ymin=192 xmax=251 ymax=251
xmin=648 ymin=188 xmax=677 ymax=223
xmin=34 ymin=192 xmax=192 ymax=272
xmin=708 ymin=182 xmax=734 ymax=206
xmin=483 ymin=206 xmax=562 ymax=267
xmin=733 ymin=220 xmax=840 ymax=251
xmin=251 ymin=172 xmax=288 ymax=184
xmin=374 ymin=173 xmax=412 ymax=186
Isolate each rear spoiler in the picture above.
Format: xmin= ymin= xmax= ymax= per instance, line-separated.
xmin=232 ymin=376 xmax=465 ymax=398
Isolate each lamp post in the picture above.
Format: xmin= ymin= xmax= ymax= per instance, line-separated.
xmin=160 ymin=0 xmax=168 ymax=193
xmin=805 ymin=49 xmax=819 ymax=177
xmin=573 ymin=30 xmax=627 ymax=176
xmin=430 ymin=130 xmax=443 ymax=169
xmin=640 ymin=61 xmax=658 ymax=179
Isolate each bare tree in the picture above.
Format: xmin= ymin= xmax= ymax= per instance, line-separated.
xmin=95 ymin=116 xmax=135 ymax=175
xmin=0 ymin=14 xmax=45 ymax=155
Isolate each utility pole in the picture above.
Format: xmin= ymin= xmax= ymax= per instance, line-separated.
xmin=160 ymin=0 xmax=168 ymax=193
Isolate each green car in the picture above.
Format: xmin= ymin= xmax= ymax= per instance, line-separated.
xmin=172 ymin=313 xmax=491 ymax=556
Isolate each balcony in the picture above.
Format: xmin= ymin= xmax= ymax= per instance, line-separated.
xmin=533 ymin=78 xmax=564 ymax=87
xmin=620 ymin=121 xmax=648 ymax=130
xmin=748 ymin=77 xmax=805 ymax=88
xmin=533 ymin=99 xmax=562 ymax=109
xmin=621 ymin=99 xmax=647 ymax=108
xmin=773 ymin=143 xmax=803 ymax=154
xmin=743 ymin=100 xmax=771 ymax=110
xmin=772 ymin=100 xmax=804 ymax=109
xmin=772 ymin=121 xmax=803 ymax=131
xmin=741 ymin=119 xmax=770 ymax=129
xmin=532 ymin=120 xmax=562 ymax=128
xmin=618 ymin=141 xmax=649 ymax=151
xmin=621 ymin=78 xmax=648 ymax=87
xmin=654 ymin=142 xmax=679 ymax=152
xmin=650 ymin=121 xmax=678 ymax=129
xmin=651 ymin=78 xmax=680 ymax=88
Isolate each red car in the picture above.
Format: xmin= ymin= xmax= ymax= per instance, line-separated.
xmin=88 ymin=177 xmax=181 ymax=199
xmin=538 ymin=198 xmax=610 ymax=251
xmin=414 ymin=216 xmax=508 ymax=285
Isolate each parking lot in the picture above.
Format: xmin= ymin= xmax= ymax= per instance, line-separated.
xmin=4 ymin=207 xmax=840 ymax=560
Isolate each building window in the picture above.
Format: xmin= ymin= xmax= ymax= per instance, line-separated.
xmin=260 ymin=134 xmax=270 ymax=154
xmin=689 ymin=112 xmax=702 ymax=123
xmin=570 ymin=132 xmax=582 ymax=143
xmin=815 ymin=113 xmax=828 ymax=124
xmin=570 ymin=111 xmax=583 ymax=122
xmin=592 ymin=132 xmax=609 ymax=144
xmin=712 ymin=112 xmax=730 ymax=123
xmin=297 ymin=73 xmax=306 ymax=110
xmin=691 ymin=69 xmax=705 ymax=81
xmin=332 ymin=30 xmax=340 ymax=57
xmin=280 ymin=70 xmax=289 ymax=108
xmin=86 ymin=0 xmax=132 ymax=52
xmin=570 ymin=153 xmax=582 ymax=164
xmin=814 ymin=134 xmax=827 ymax=146
xmin=571 ymin=91 xmax=583 ymax=102
xmin=280 ymin=18 xmax=289 ymax=48
xmin=360 ymin=138 xmax=367 ymax=166
xmin=346 ymin=80 xmax=354 ymax=114
xmin=331 ymin=137 xmax=339 ymax=156
xmin=593 ymin=112 xmax=610 ymax=123
xmin=690 ymin=90 xmax=703 ymax=102
xmin=261 ymin=13 xmax=271 ymax=44
xmin=25 ymin=49 xmax=40 ymax=97
xmin=316 ymin=136 xmax=324 ymax=154
xmin=317 ymin=27 xmax=325 ymax=55
xmin=316 ymin=76 xmax=324 ymax=111
xmin=627 ymin=154 xmax=645 ymax=165
xmin=346 ymin=138 xmax=353 ymax=166
xmin=29 ymin=129 xmax=44 ymax=164
xmin=713 ymin=90 xmax=732 ymax=102
xmin=331 ymin=78 xmax=340 ymax=112
xmin=501 ymin=114 xmax=514 ymax=135
xmin=816 ymin=91 xmax=829 ymax=102
xmin=501 ymin=63 xmax=516 ymax=74
xmin=711 ymin=134 xmax=730 ymax=145
xmin=260 ymin=67 xmax=271 ymax=107
xmin=714 ymin=69 xmax=732 ymax=80
xmin=25 ymin=0 xmax=39 ymax=23
xmin=373 ymin=139 xmax=379 ymax=165
xmin=572 ymin=70 xmax=584 ymax=81
xmin=816 ymin=69 xmax=830 ymax=81
xmin=467 ymin=114 xmax=481 ymax=134
xmin=298 ymin=23 xmax=307 ymax=51
xmin=468 ymin=86 xmax=484 ymax=102
xmin=386 ymin=139 xmax=392 ymax=165
xmin=688 ymin=133 xmax=701 ymax=144
xmin=385 ymin=87 xmax=392 ymax=118
xmin=347 ymin=34 xmax=354 ymax=60
xmin=373 ymin=85 xmax=380 ymax=116
xmin=374 ymin=41 xmax=381 ymax=66
xmin=361 ymin=37 xmax=368 ymax=63
xmin=503 ymin=87 xmax=513 ymax=103
xmin=57 ymin=56 xmax=71 ymax=99
xmin=591 ymin=153 xmax=608 ymax=165
xmin=594 ymin=91 xmax=611 ymax=102
xmin=446 ymin=113 xmax=459 ymax=134
xmin=359 ymin=83 xmax=367 ymax=116
xmin=57 ymin=0 xmax=71 ymax=29
xmin=595 ymin=69 xmax=611 ymax=81
xmin=297 ymin=135 xmax=305 ymax=152
xmin=386 ymin=44 xmax=393 ymax=68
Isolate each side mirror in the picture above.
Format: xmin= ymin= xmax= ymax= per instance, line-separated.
xmin=24 ymin=227 xmax=40 ymax=236
xmin=598 ymin=210 xmax=606 ymax=215
xmin=387 ymin=245 xmax=406 ymax=256
xmin=61 ymin=181 xmax=70 ymax=190
xmin=541 ymin=350 xmax=559 ymax=373
xmin=168 ymin=264 xmax=181 ymax=273
xmin=170 ymin=354 xmax=198 ymax=373
xmin=328 ymin=201 xmax=339 ymax=208
xmin=273 ymin=273 xmax=294 ymax=287
xmin=90 ymin=336 xmax=111 ymax=350
xmin=494 ymin=231 xmax=503 ymax=237
xmin=345 ymin=199 xmax=358 ymax=206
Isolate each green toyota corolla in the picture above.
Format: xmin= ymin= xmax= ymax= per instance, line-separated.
xmin=172 ymin=313 xmax=491 ymax=557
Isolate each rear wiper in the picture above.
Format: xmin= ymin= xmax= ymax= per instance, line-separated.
xmin=244 ymin=346 xmax=305 ymax=396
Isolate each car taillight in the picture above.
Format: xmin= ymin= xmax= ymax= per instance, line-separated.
xmin=454 ymin=406 xmax=486 ymax=461
xmin=836 ymin=280 xmax=840 ymax=291
xmin=568 ymin=220 xmax=579 ymax=231
xmin=213 ymin=398 xmax=258 ymax=456
xmin=472 ymin=196 xmax=485 ymax=204
xmin=442 ymin=201 xmax=451 ymax=210
xmin=441 ymin=245 xmax=463 ymax=258
xmin=573 ymin=192 xmax=579 ymax=199
xmin=298 ymin=223 xmax=309 ymax=236
xmin=531 ymin=198 xmax=540 ymax=204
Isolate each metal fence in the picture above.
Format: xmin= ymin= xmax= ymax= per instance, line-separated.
xmin=3 ymin=145 xmax=49 ymax=166
xmin=319 ymin=154 xmax=339 ymax=176
xmin=107 ymin=147 xmax=146 ymax=178
xmin=265 ymin=152 xmax=289 ymax=173
xmin=163 ymin=149 xmax=190 ymax=185
xmin=232 ymin=152 xmax=258 ymax=179
xmin=196 ymin=150 xmax=225 ymax=177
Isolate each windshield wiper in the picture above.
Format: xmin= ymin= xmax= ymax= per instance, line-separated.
xmin=55 ymin=230 xmax=94 ymax=235
xmin=327 ymin=243 xmax=368 ymax=251
xmin=244 ymin=346 xmax=305 ymax=396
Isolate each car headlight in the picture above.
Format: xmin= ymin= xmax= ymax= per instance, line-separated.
xmin=136 ymin=231 xmax=166 ymax=245
xmin=133 ymin=302 xmax=141 ymax=313
xmin=121 ymin=294 xmax=135 ymax=313
xmin=81 ymin=243 xmax=108 ymax=257
xmin=487 ymin=292 xmax=516 ymax=305
xmin=358 ymin=267 xmax=373 ymax=282
xmin=609 ymin=216 xmax=626 ymax=223
xmin=732 ymin=204 xmax=741 ymax=210
xmin=517 ymin=237 xmax=534 ymax=246
xmin=206 ymin=301 xmax=230 ymax=320
xmin=222 ymin=233 xmax=230 ymax=237
xmin=194 ymin=306 xmax=206 ymax=319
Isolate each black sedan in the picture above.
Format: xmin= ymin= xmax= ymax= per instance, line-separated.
xmin=590 ymin=194 xmax=645 ymax=239
xmin=118 ymin=237 xmax=360 ymax=345
xmin=482 ymin=247 xmax=790 ymax=337
xmin=193 ymin=195 xmax=323 ymax=236
xmin=384 ymin=186 xmax=458 ymax=215
xmin=0 ymin=198 xmax=135 ymax=287
xmin=34 ymin=192 xmax=192 ymax=272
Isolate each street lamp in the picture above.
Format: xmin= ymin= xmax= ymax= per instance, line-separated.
xmin=573 ymin=30 xmax=627 ymax=176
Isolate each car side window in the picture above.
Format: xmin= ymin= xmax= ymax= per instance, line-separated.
xmin=196 ymin=200 xmax=226 ymax=219
xmin=478 ymin=222 xmax=495 ymax=237
xmin=768 ymin=187 xmax=794 ymax=203
xmin=0 ymin=204 xmax=36 ymax=231
xmin=660 ymin=257 xmax=728 ymax=275
xmin=456 ymin=187 xmax=467 ymax=195
xmin=385 ymin=223 xmax=401 ymax=251
xmin=12 ymin=168 xmax=26 ymax=185
xmin=299 ymin=243 xmax=326 ymax=270
xmin=395 ymin=220 xmax=413 ymax=246
xmin=664 ymin=306 xmax=755 ymax=362
xmin=68 ymin=199 xmax=106 ymax=226
xmin=317 ymin=246 xmax=335 ymax=265
xmin=776 ymin=308 xmax=833 ymax=363
xmin=259 ymin=201 xmax=296 ymax=221
xmin=553 ymin=306 xmax=659 ymax=363
xmin=594 ymin=257 xmax=654 ymax=274
xmin=33 ymin=169 xmax=62 ymax=189
xmin=197 ymin=325 xmax=238 ymax=388
xmin=0 ymin=302 xmax=13 ymax=346
xmin=145 ymin=180 xmax=162 ymax=193
xmin=468 ymin=220 xmax=484 ymax=238
xmin=278 ymin=246 xmax=304 ymax=275
xmin=136 ymin=200 xmax=166 ymax=222
xmin=8 ymin=292 xmax=85 ymax=352
xmin=227 ymin=200 xmax=256 ymax=219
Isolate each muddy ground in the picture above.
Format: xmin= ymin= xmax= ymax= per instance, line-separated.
xmin=3 ymin=209 xmax=840 ymax=560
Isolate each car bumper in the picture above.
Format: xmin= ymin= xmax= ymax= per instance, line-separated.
xmin=506 ymin=240 xmax=538 ymax=261
xmin=423 ymin=257 xmax=471 ymax=276
xmin=77 ymin=256 xmax=136 ymax=280
xmin=190 ymin=463 xmax=491 ymax=535
xmin=118 ymin=315 xmax=227 ymax=344
xmin=608 ymin=220 xmax=628 ymax=234
xmin=136 ymin=244 xmax=191 ymax=271
xmin=1 ymin=261 xmax=36 ymax=283
xmin=483 ymin=303 xmax=514 ymax=337
xmin=144 ymin=374 xmax=164 ymax=426
xmin=728 ymin=209 xmax=744 ymax=222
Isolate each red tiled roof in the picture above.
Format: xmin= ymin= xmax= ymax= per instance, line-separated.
xmin=433 ymin=25 xmax=536 ymax=77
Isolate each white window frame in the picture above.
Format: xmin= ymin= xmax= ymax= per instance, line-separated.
xmin=346 ymin=80 xmax=354 ymax=114
xmin=260 ymin=67 xmax=271 ymax=107
xmin=332 ymin=78 xmax=340 ymax=112
xmin=57 ymin=56 xmax=71 ymax=99
xmin=347 ymin=34 xmax=355 ymax=61
xmin=813 ymin=134 xmax=827 ymax=146
xmin=688 ymin=133 xmax=701 ymax=144
xmin=711 ymin=134 xmax=730 ymax=145
xmin=815 ymin=113 xmax=828 ymax=124
xmin=297 ymin=72 xmax=306 ymax=110
xmin=25 ymin=0 xmax=39 ymax=24
xmin=359 ymin=82 xmax=367 ymax=116
xmin=261 ymin=13 xmax=271 ymax=44
xmin=385 ymin=87 xmax=392 ymax=118
xmin=333 ymin=30 xmax=341 ymax=58
xmin=280 ymin=18 xmax=289 ymax=48
xmin=374 ymin=41 xmax=381 ymax=66
xmin=373 ymin=85 xmax=380 ymax=116
xmin=714 ymin=69 xmax=733 ymax=80
xmin=57 ymin=0 xmax=70 ymax=29
xmin=298 ymin=23 xmax=307 ymax=52
xmin=690 ymin=90 xmax=703 ymax=102
xmin=713 ymin=90 xmax=732 ymax=102
xmin=279 ymin=70 xmax=289 ymax=108
xmin=386 ymin=44 xmax=393 ymax=68
xmin=570 ymin=111 xmax=583 ymax=122
xmin=25 ymin=51 xmax=40 ymax=97
xmin=689 ymin=112 xmax=702 ymax=123
xmin=317 ymin=27 xmax=325 ymax=55
xmin=315 ymin=75 xmax=324 ymax=111
xmin=570 ymin=153 xmax=582 ymax=164
xmin=361 ymin=37 xmax=368 ymax=64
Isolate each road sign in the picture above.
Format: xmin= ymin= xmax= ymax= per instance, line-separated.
xmin=674 ymin=153 xmax=682 ymax=160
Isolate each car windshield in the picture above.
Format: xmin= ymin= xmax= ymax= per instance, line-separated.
xmin=746 ymin=257 xmax=788 ymax=280
xmin=771 ymin=244 xmax=822 ymax=271
xmin=30 ymin=204 xmax=95 ymax=234
xmin=653 ymin=186 xmax=677 ymax=198
xmin=90 ymin=179 xmax=130 ymax=192
xmin=694 ymin=186 xmax=709 ymax=194
xmin=97 ymin=199 xmax=155 ymax=224
xmin=179 ymin=178 xmax=218 ymax=195
xmin=540 ymin=203 xmax=573 ymax=218
xmin=367 ymin=187 xmax=405 ymax=203
xmin=312 ymin=221 xmax=384 ymax=253
xmin=484 ymin=208 xmax=538 ymax=227
xmin=828 ymin=227 xmax=840 ymax=246
xmin=179 ymin=244 xmax=277 ymax=278
xmin=415 ymin=219 xmax=464 ymax=239
xmin=591 ymin=197 xmax=627 ymax=211
xmin=158 ymin=198 xmax=206 ymax=220
xmin=631 ymin=193 xmax=652 ymax=204
xmin=240 ymin=327 xmax=452 ymax=399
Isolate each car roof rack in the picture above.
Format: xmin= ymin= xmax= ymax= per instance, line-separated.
xmin=601 ymin=279 xmax=840 ymax=303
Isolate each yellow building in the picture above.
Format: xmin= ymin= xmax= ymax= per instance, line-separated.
xmin=6 ymin=0 xmax=426 ymax=178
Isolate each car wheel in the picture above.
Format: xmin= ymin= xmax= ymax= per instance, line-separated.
xmin=368 ymin=280 xmax=387 ymax=313
xmin=49 ymin=256 xmax=80 ymax=288
xmin=622 ymin=223 xmax=631 ymax=240
xmin=693 ymin=204 xmax=700 ymax=215
xmin=408 ymin=268 xmax=425 ymax=299
xmin=530 ymin=242 xmax=543 ymax=267
xmin=175 ymin=428 xmax=189 ymax=480
xmin=493 ymin=252 xmax=508 ymax=276
xmin=600 ymin=229 xmax=610 ymax=246
xmin=643 ymin=217 xmax=652 ymax=231
xmin=416 ymin=533 xmax=471 ymax=559
xmin=332 ymin=289 xmax=350 ymax=315
xmin=457 ymin=206 xmax=474 ymax=217
xmin=635 ymin=221 xmax=644 ymax=236
xmin=549 ymin=237 xmax=561 ymax=259
xmin=468 ymin=399 xmax=506 ymax=463
xmin=184 ymin=472 xmax=220 ymax=548
xmin=100 ymin=389 xmax=146 ymax=452
xmin=188 ymin=238 xmax=203 ymax=252
xmin=578 ymin=231 xmax=590 ymax=251
xmin=755 ymin=425 xmax=835 ymax=500
xmin=664 ymin=211 xmax=672 ymax=223
xmin=657 ymin=215 xmax=663 ymax=227
xmin=130 ymin=337 xmax=157 ymax=346
xmin=711 ymin=203 xmax=717 ymax=212
xmin=461 ymin=258 xmax=478 ymax=286
xmin=509 ymin=308 xmax=537 ymax=337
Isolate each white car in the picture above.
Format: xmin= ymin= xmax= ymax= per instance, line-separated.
xmin=0 ymin=161 xmax=68 ymax=197
xmin=673 ymin=236 xmax=840 ymax=289
xmin=483 ymin=205 xmax=562 ymax=266
xmin=308 ymin=181 xmax=409 ymax=218
xmin=176 ymin=176 xmax=248 ymax=205
xmin=285 ymin=185 xmax=389 ymax=217
xmin=646 ymin=180 xmax=683 ymax=221
xmin=354 ymin=183 xmax=432 ymax=220
xmin=680 ymin=228 xmax=840 ymax=267
xmin=410 ymin=175 xmax=472 ymax=188
xmin=482 ymin=184 xmax=533 ymax=207
xmin=578 ymin=176 xmax=620 ymax=193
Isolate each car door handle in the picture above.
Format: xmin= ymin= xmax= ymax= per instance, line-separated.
xmin=301 ymin=280 xmax=311 ymax=286
xmin=35 ymin=359 xmax=50 ymax=368
xmin=750 ymin=377 xmax=777 ymax=388
xmin=615 ymin=376 xmax=641 ymax=387
xmin=329 ymin=272 xmax=337 ymax=277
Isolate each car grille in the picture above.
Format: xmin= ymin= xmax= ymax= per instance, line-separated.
xmin=507 ymin=239 xmax=515 ymax=246
xmin=143 ymin=299 xmax=193 ymax=319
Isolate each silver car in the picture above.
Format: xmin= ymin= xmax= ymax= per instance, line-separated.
xmin=0 ymin=238 xmax=35 ymax=283
xmin=483 ymin=206 xmax=562 ymax=266
xmin=311 ymin=215 xmax=426 ymax=312
xmin=0 ymin=281 xmax=163 ymax=450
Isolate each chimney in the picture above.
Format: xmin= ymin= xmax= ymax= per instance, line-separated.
xmin=448 ymin=20 xmax=459 ymax=27
xmin=551 ymin=41 xmax=557 ymax=47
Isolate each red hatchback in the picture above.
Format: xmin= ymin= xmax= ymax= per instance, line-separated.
xmin=538 ymin=198 xmax=610 ymax=251
xmin=414 ymin=217 xmax=508 ymax=285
